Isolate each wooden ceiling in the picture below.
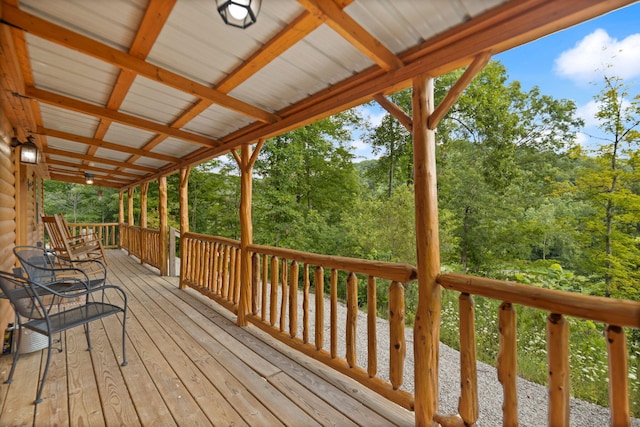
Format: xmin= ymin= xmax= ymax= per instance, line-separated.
xmin=0 ymin=0 xmax=635 ymax=189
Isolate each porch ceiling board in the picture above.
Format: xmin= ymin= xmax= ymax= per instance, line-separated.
xmin=0 ymin=0 xmax=636 ymax=189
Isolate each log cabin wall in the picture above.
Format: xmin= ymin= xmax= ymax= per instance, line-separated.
xmin=0 ymin=109 xmax=16 ymax=335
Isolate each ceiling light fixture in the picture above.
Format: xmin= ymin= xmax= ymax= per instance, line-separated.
xmin=85 ymin=173 xmax=94 ymax=185
xmin=216 ymin=0 xmax=261 ymax=28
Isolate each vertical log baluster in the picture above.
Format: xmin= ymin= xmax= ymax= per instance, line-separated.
xmin=498 ymin=302 xmax=518 ymax=426
xmin=314 ymin=266 xmax=324 ymax=351
xmin=389 ymin=281 xmax=405 ymax=390
xmin=289 ymin=261 xmax=299 ymax=338
xmin=458 ymin=293 xmax=478 ymax=426
xmin=303 ymin=264 xmax=310 ymax=344
xmin=330 ymin=268 xmax=338 ymax=359
xmin=547 ymin=313 xmax=570 ymax=427
xmin=346 ymin=272 xmax=358 ymax=368
xmin=222 ymin=245 xmax=231 ymax=298
xmin=204 ymin=241 xmax=212 ymax=290
xmin=261 ymin=254 xmax=268 ymax=321
xmin=211 ymin=242 xmax=219 ymax=292
xmin=234 ymin=247 xmax=242 ymax=304
xmin=207 ymin=243 xmax=217 ymax=292
xmin=270 ymin=256 xmax=279 ymax=326
xmin=607 ymin=325 xmax=630 ymax=426
xmin=280 ymin=258 xmax=288 ymax=332
xmin=251 ymin=253 xmax=260 ymax=314
xmin=229 ymin=246 xmax=237 ymax=301
xmin=367 ymin=275 xmax=377 ymax=378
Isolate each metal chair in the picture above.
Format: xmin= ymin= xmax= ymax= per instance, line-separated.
xmin=0 ymin=270 xmax=127 ymax=404
xmin=13 ymin=245 xmax=107 ymax=292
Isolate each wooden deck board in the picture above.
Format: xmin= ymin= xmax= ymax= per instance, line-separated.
xmin=0 ymin=250 xmax=415 ymax=427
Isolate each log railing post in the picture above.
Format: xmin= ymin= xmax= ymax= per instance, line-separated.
xmin=547 ymin=313 xmax=570 ymax=426
xmin=607 ymin=325 xmax=630 ymax=426
xmin=498 ymin=302 xmax=518 ymax=425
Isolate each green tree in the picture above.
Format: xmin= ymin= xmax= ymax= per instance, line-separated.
xmin=572 ymin=75 xmax=640 ymax=299
xmin=436 ymin=61 xmax=583 ymax=271
xmin=254 ymin=112 xmax=362 ymax=253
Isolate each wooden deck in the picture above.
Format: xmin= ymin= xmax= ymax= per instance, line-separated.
xmin=0 ymin=249 xmax=414 ymax=427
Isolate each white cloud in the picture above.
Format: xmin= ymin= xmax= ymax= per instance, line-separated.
xmin=575 ymin=100 xmax=601 ymax=127
xmin=356 ymin=104 xmax=387 ymax=127
xmin=574 ymin=131 xmax=590 ymax=148
xmin=554 ymin=29 xmax=640 ymax=85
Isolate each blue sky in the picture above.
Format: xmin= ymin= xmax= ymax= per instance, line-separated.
xmin=353 ymin=2 xmax=640 ymax=160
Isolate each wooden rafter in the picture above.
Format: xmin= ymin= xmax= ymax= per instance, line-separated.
xmin=26 ymin=87 xmax=220 ymax=148
xmin=90 ymin=0 xmax=177 ymax=163
xmin=45 ymin=158 xmax=144 ymax=180
xmin=2 ymin=3 xmax=278 ymax=124
xmin=48 ymin=172 xmax=123 ymax=188
xmin=38 ymin=127 xmax=180 ymax=163
xmin=45 ymin=147 xmax=157 ymax=173
xmin=297 ymin=0 xmax=403 ymax=71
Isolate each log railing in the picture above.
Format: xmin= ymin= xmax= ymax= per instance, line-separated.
xmin=436 ymin=273 xmax=640 ymax=427
xmin=180 ymin=232 xmax=242 ymax=312
xmin=67 ymin=222 xmax=119 ymax=248
xmin=120 ymin=224 xmax=163 ymax=271
xmin=180 ymin=232 xmax=419 ymax=410
xmin=246 ymin=243 xmax=418 ymax=410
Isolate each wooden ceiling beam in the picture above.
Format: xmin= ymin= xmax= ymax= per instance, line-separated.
xmin=46 ymin=158 xmax=144 ymax=179
xmin=48 ymin=167 xmax=131 ymax=184
xmin=38 ymin=127 xmax=179 ymax=163
xmin=2 ymin=3 xmax=278 ymax=124
xmin=26 ymin=87 xmax=220 ymax=148
xmin=48 ymin=172 xmax=123 ymax=188
xmin=297 ymin=0 xmax=403 ymax=71
xmin=91 ymin=0 xmax=177 ymax=159
xmin=44 ymin=147 xmax=157 ymax=173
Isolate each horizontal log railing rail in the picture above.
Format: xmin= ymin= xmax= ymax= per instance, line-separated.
xmin=436 ymin=273 xmax=640 ymax=427
xmin=67 ymin=222 xmax=119 ymax=249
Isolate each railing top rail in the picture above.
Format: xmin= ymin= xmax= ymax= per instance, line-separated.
xmin=438 ymin=273 xmax=640 ymax=328
xmin=249 ymin=242 xmax=418 ymax=283
xmin=184 ymin=232 xmax=241 ymax=248
xmin=67 ymin=222 xmax=120 ymax=226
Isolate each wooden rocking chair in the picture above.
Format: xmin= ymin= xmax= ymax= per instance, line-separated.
xmin=42 ymin=214 xmax=107 ymax=264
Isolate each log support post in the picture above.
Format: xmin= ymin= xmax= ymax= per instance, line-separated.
xmin=179 ymin=167 xmax=190 ymax=289
xmin=139 ymin=182 xmax=149 ymax=264
xmin=234 ymin=139 xmax=264 ymax=326
xmin=158 ymin=176 xmax=168 ymax=276
xmin=118 ymin=191 xmax=124 ymax=248
xmin=413 ymin=75 xmax=441 ymax=426
xmin=127 ymin=187 xmax=135 ymax=226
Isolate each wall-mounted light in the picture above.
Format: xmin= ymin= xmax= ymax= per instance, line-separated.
xmin=85 ymin=173 xmax=94 ymax=185
xmin=11 ymin=135 xmax=39 ymax=165
xmin=216 ymin=0 xmax=261 ymax=28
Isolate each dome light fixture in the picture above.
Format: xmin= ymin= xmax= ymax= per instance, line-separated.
xmin=85 ymin=173 xmax=94 ymax=185
xmin=216 ymin=0 xmax=261 ymax=29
